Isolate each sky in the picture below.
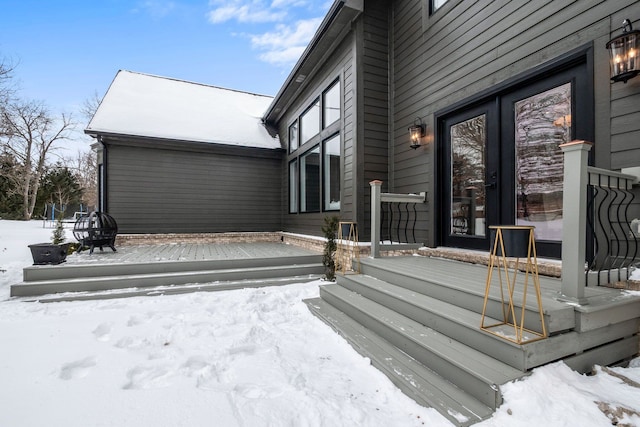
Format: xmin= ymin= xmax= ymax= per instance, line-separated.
xmin=0 ymin=0 xmax=331 ymax=154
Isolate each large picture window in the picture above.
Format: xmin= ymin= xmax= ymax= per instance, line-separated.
xmin=324 ymin=134 xmax=340 ymax=211
xmin=300 ymin=146 xmax=320 ymax=213
xmin=300 ymin=99 xmax=320 ymax=144
xmin=288 ymin=78 xmax=341 ymax=214
xmin=289 ymin=159 xmax=298 ymax=213
xmin=288 ymin=121 xmax=298 ymax=153
xmin=323 ymin=81 xmax=340 ymax=128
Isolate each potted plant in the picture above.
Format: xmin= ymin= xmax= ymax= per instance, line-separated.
xmin=28 ymin=216 xmax=70 ymax=265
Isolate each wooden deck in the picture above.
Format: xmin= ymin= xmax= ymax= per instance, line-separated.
xmin=63 ymin=242 xmax=321 ymax=264
xmin=306 ymin=254 xmax=640 ymax=426
xmin=12 ymin=242 xmax=324 ymax=300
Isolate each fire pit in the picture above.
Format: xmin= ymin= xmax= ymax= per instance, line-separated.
xmin=73 ymin=212 xmax=118 ymax=254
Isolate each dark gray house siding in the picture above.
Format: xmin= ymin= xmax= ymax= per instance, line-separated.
xmin=99 ymin=137 xmax=283 ymax=234
xmin=359 ymin=0 xmax=390 ymax=239
xmin=265 ymin=0 xmax=640 ymax=249
xmin=276 ymin=32 xmax=357 ymax=237
xmin=387 ymin=0 xmax=640 ymax=247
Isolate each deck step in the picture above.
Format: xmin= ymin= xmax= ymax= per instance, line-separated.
xmin=338 ymin=274 xmax=582 ymax=371
xmin=22 ymin=254 xmax=323 ymax=282
xmin=358 ymin=256 xmax=576 ymax=334
xmin=318 ymin=284 xmax=525 ymax=410
xmin=11 ymin=263 xmax=324 ymax=297
xmin=21 ymin=275 xmax=322 ymax=303
xmin=305 ymin=297 xmax=495 ymax=427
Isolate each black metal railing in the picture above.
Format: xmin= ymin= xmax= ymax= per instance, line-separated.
xmin=586 ymin=167 xmax=639 ymax=286
xmin=369 ymin=180 xmax=426 ymax=258
xmin=380 ymin=201 xmax=420 ymax=244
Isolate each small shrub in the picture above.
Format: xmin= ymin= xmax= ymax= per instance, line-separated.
xmin=322 ymin=215 xmax=339 ymax=281
xmin=51 ymin=217 xmax=66 ymax=245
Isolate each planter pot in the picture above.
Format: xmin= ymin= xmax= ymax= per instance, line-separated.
xmin=28 ymin=243 xmax=70 ymax=265
xmin=489 ymin=227 xmax=531 ymax=258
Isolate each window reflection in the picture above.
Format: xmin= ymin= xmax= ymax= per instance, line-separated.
xmin=323 ymin=82 xmax=340 ymax=128
xmin=324 ymin=135 xmax=340 ymax=210
xmin=289 ymin=160 xmax=297 ymax=213
xmin=300 ymin=100 xmax=320 ymax=144
xmin=300 ymin=146 xmax=320 ymax=212
xmin=514 ymin=83 xmax=571 ymax=242
xmin=450 ymin=114 xmax=486 ymax=237
xmin=288 ymin=121 xmax=298 ymax=153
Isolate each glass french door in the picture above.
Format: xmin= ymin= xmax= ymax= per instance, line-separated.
xmin=439 ymin=60 xmax=591 ymax=258
xmin=441 ymin=103 xmax=499 ymax=251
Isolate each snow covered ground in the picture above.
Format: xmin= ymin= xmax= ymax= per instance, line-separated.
xmin=1 ymin=219 xmax=639 ymax=427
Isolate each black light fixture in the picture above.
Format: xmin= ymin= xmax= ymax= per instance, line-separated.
xmin=606 ymin=19 xmax=640 ymax=83
xmin=408 ymin=117 xmax=426 ymax=149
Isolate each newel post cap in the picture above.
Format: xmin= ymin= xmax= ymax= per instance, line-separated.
xmin=559 ymin=140 xmax=593 ymax=152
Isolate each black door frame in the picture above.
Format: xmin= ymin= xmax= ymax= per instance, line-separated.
xmin=440 ymin=101 xmax=500 ymax=251
xmin=435 ymin=44 xmax=594 ymax=258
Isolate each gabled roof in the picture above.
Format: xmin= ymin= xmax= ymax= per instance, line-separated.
xmin=86 ymin=70 xmax=281 ymax=150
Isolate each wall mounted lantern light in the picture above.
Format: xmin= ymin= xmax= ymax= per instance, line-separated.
xmin=408 ymin=117 xmax=426 ymax=149
xmin=606 ymin=19 xmax=640 ymax=83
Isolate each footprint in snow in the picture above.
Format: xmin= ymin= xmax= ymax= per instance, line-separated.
xmin=59 ymin=356 xmax=97 ymax=380
xmin=123 ymin=365 xmax=172 ymax=390
xmin=181 ymin=356 xmax=213 ymax=378
xmin=233 ymin=383 xmax=285 ymax=399
xmin=92 ymin=323 xmax=112 ymax=342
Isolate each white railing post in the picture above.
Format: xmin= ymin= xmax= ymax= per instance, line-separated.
xmin=560 ymin=140 xmax=593 ymax=304
xmin=370 ymin=180 xmax=383 ymax=258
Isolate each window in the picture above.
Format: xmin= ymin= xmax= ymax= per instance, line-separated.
xmin=324 ymin=134 xmax=341 ymax=211
xmin=300 ymin=146 xmax=321 ymax=213
xmin=289 ymin=160 xmax=298 ymax=213
xmin=288 ymin=121 xmax=298 ymax=153
xmin=431 ymin=0 xmax=448 ymax=11
xmin=300 ymin=99 xmax=320 ymax=144
xmin=323 ymin=81 xmax=340 ymax=128
xmin=288 ymin=78 xmax=342 ymax=214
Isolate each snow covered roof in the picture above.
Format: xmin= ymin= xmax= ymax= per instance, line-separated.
xmin=86 ymin=70 xmax=281 ymax=150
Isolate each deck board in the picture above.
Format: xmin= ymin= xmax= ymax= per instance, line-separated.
xmin=61 ymin=242 xmax=319 ymax=266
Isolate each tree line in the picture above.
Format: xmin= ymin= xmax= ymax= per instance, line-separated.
xmin=0 ymin=56 xmax=97 ymax=220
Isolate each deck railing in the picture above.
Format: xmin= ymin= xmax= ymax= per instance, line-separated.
xmin=561 ymin=141 xmax=638 ymax=303
xmin=370 ymin=180 xmax=426 ymax=258
xmin=586 ymin=166 xmax=638 ymax=286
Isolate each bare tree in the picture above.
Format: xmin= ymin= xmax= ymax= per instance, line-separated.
xmin=0 ymin=99 xmax=75 ymax=219
xmin=64 ymin=148 xmax=98 ymax=210
xmin=80 ymin=90 xmax=102 ymax=123
xmin=0 ymin=57 xmax=16 ymax=107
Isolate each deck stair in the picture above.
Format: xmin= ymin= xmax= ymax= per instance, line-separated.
xmin=305 ymin=255 xmax=640 ymax=426
xmin=12 ymin=253 xmax=324 ymax=302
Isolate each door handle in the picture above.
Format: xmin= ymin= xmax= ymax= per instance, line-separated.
xmin=485 ymin=171 xmax=497 ymax=189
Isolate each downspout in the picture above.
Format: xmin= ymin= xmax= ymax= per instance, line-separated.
xmin=96 ymin=136 xmax=108 ymax=213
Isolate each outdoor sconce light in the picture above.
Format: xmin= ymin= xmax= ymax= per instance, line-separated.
xmin=408 ymin=117 xmax=426 ymax=149
xmin=606 ymin=19 xmax=640 ymax=83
